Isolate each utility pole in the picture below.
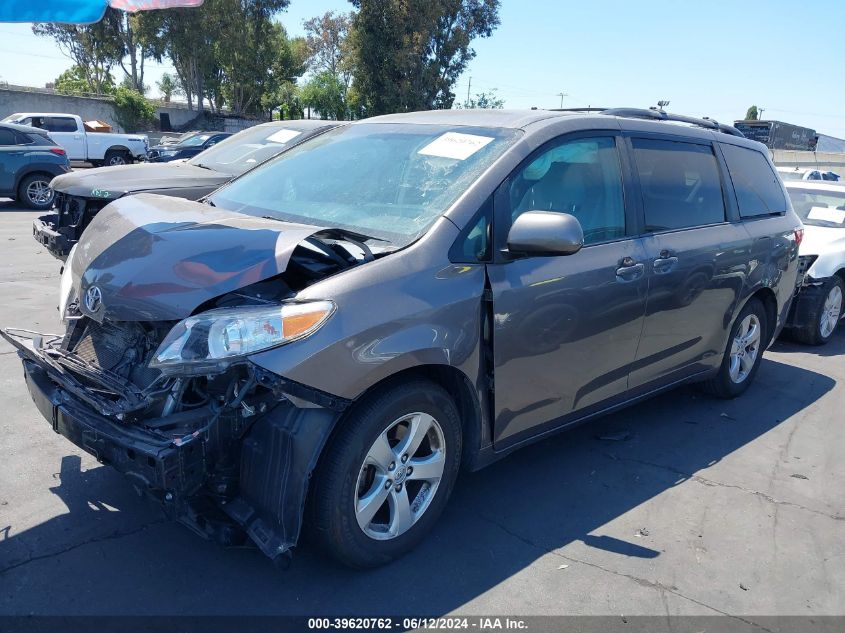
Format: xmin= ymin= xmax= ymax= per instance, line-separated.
xmin=758 ymin=107 xmax=765 ymax=120
xmin=557 ymin=92 xmax=568 ymax=108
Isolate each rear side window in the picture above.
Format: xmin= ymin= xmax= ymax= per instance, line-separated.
xmin=720 ymin=143 xmax=787 ymax=217
xmin=45 ymin=117 xmax=78 ymax=133
xmin=0 ymin=129 xmax=15 ymax=145
xmin=632 ymin=138 xmax=726 ymax=232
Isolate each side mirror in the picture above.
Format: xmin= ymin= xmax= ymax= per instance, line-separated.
xmin=506 ymin=210 xmax=584 ymax=256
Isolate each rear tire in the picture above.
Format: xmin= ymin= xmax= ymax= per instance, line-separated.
xmin=18 ymin=173 xmax=55 ymax=210
xmin=790 ymin=277 xmax=844 ymax=346
xmin=309 ymin=381 xmax=462 ymax=568
xmin=701 ymin=298 xmax=767 ymax=399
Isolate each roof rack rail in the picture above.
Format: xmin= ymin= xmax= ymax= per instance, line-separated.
xmin=546 ymin=107 xmax=608 ymax=112
xmin=601 ymin=107 xmax=746 ymax=138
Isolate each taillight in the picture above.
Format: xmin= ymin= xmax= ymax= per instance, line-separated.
xmin=793 ymin=227 xmax=804 ymax=247
xmin=50 ymin=147 xmax=66 ymax=156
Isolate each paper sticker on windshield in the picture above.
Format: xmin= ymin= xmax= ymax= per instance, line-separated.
xmin=418 ymin=132 xmax=494 ymax=160
xmin=807 ymin=206 xmax=845 ymax=224
xmin=266 ymin=129 xmax=302 ymax=144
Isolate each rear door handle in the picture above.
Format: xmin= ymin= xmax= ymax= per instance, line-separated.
xmin=653 ymin=256 xmax=679 ymax=274
xmin=616 ymin=262 xmax=645 ymax=283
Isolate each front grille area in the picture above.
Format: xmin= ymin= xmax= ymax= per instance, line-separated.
xmin=54 ymin=192 xmax=85 ymax=229
xmin=72 ymin=320 xmax=144 ymax=371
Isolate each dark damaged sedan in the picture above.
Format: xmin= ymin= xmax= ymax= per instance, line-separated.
xmin=4 ymin=109 xmax=801 ymax=568
xmin=34 ymin=119 xmax=339 ymax=259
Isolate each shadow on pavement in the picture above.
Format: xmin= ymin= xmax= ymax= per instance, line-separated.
xmin=0 ymin=354 xmax=836 ymax=615
xmin=774 ymin=324 xmax=845 ymax=358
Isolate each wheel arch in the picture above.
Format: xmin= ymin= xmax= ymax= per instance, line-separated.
xmin=744 ymin=286 xmax=778 ymax=346
xmin=105 ymin=145 xmax=131 ymax=155
xmin=320 ymin=363 xmax=486 ymax=474
xmin=15 ymin=169 xmax=57 ymax=197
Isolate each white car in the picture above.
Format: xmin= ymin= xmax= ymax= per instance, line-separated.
xmin=785 ymin=181 xmax=845 ymax=344
xmin=0 ymin=113 xmax=148 ymax=166
xmin=777 ymin=166 xmax=840 ymax=182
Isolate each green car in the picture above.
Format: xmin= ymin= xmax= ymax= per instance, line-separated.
xmin=0 ymin=122 xmax=71 ymax=210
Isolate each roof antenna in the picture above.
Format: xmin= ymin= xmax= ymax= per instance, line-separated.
xmin=654 ymin=100 xmax=670 ymax=112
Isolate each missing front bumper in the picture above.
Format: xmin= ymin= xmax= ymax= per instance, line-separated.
xmin=8 ymin=328 xmax=349 ymax=562
xmin=22 ymin=358 xmax=204 ymax=495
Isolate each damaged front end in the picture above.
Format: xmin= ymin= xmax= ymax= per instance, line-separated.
xmin=5 ymin=194 xmax=392 ymax=563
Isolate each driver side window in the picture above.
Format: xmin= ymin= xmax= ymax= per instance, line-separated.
xmin=508 ymin=136 xmax=626 ymax=245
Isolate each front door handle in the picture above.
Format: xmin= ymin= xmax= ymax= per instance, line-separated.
xmin=616 ymin=261 xmax=645 ymax=283
xmin=653 ymin=256 xmax=679 ymax=274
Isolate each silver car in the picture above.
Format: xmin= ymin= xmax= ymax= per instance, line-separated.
xmin=4 ymin=108 xmax=801 ymax=568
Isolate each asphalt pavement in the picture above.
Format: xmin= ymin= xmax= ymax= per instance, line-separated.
xmin=0 ymin=200 xmax=843 ymax=618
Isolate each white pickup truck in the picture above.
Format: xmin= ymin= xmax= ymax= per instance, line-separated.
xmin=1 ymin=113 xmax=148 ymax=166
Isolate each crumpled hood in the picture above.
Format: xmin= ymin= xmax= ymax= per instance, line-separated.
xmin=71 ymin=194 xmax=324 ymax=322
xmin=51 ymin=163 xmax=228 ymax=199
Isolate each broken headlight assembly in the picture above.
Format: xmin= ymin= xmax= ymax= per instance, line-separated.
xmin=150 ymin=300 xmax=335 ymax=374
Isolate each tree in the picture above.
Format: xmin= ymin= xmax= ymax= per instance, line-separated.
xmin=156 ymin=73 xmax=181 ymax=103
xmin=112 ymin=87 xmax=156 ymax=132
xmin=262 ymin=81 xmax=303 ymax=120
xmin=745 ymin=105 xmax=759 ymax=121
xmin=304 ymin=11 xmax=354 ymax=89
xmin=300 ymin=71 xmax=347 ymax=120
xmin=214 ymin=4 xmax=299 ymax=116
xmin=349 ymin=0 xmax=501 ymax=115
xmin=113 ymin=11 xmax=162 ymax=94
xmin=54 ymin=65 xmax=115 ymax=96
xmin=148 ymin=0 xmax=293 ymax=114
xmin=460 ymin=88 xmax=504 ymax=109
xmin=33 ymin=15 xmax=123 ymax=95
xmin=120 ymin=75 xmax=148 ymax=95
xmin=150 ymin=5 xmax=219 ymax=111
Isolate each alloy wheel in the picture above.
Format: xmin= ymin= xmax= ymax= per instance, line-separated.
xmin=820 ymin=285 xmax=843 ymax=339
xmin=108 ymin=154 xmax=127 ymax=166
xmin=729 ymin=314 xmax=761 ymax=384
xmin=354 ymin=412 xmax=446 ymax=540
xmin=26 ymin=180 xmax=53 ymax=206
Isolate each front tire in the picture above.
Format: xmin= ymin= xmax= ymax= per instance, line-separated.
xmin=18 ymin=173 xmax=55 ymax=210
xmin=791 ymin=277 xmax=844 ymax=346
xmin=702 ymin=298 xmax=767 ymax=399
xmin=309 ymin=381 xmax=462 ymax=568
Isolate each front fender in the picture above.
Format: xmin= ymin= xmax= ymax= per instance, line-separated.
xmin=248 ymin=218 xmax=487 ymax=401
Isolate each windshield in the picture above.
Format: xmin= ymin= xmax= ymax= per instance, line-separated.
xmin=190 ymin=125 xmax=316 ymax=176
xmin=179 ymin=134 xmax=212 ymax=147
xmin=209 ymin=123 xmax=520 ymax=247
xmin=787 ymin=187 xmax=845 ymax=228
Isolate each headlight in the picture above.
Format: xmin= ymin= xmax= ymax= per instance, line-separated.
xmin=159 ymin=149 xmax=178 ymax=156
xmin=58 ymin=244 xmax=77 ymax=321
xmin=150 ymin=300 xmax=335 ymax=373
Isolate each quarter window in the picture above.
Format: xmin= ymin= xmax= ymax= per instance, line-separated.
xmin=508 ymin=136 xmax=626 ymax=245
xmin=720 ymin=143 xmax=787 ymax=217
xmin=632 ymin=138 xmax=726 ymax=231
xmin=0 ymin=129 xmax=15 ymax=145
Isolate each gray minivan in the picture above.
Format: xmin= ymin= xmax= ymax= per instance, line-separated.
xmin=3 ymin=108 xmax=801 ymax=568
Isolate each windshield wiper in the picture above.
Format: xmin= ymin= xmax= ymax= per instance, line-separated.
xmin=260 ymin=216 xmax=388 ymax=244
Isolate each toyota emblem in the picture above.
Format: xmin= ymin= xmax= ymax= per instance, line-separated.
xmin=84 ymin=285 xmax=103 ymax=312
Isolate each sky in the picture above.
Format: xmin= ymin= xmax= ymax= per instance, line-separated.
xmin=1 ymin=0 xmax=845 ymax=137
